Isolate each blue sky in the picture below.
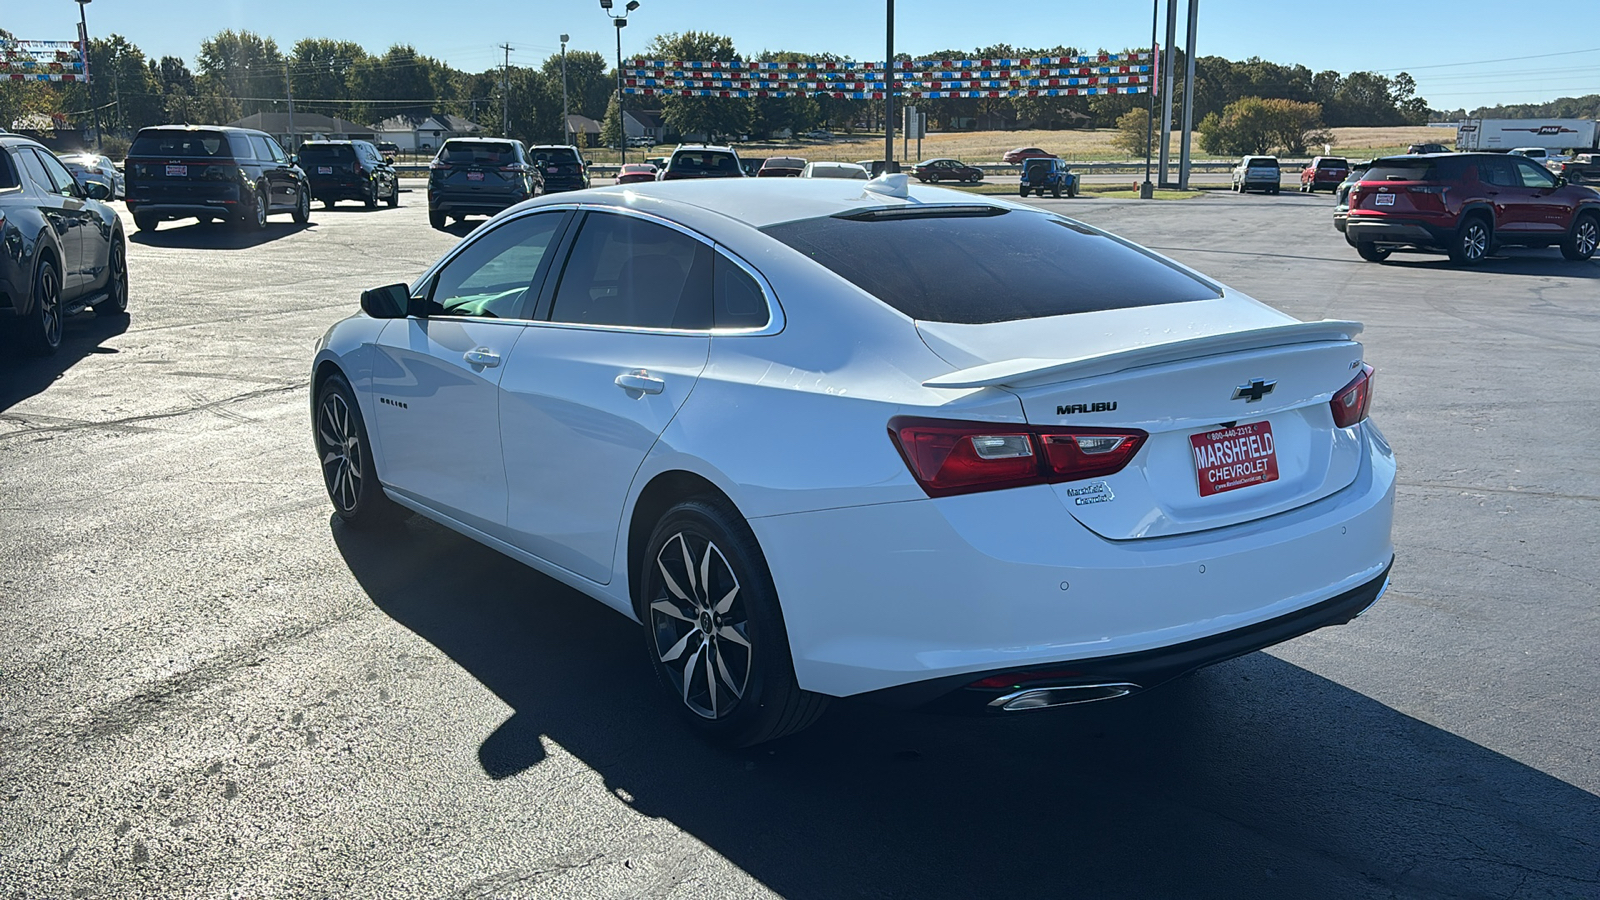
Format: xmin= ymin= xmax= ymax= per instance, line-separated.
xmin=9 ymin=1 xmax=1599 ymax=109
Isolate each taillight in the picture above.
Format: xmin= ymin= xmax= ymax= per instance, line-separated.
xmin=1330 ymin=364 xmax=1374 ymax=428
xmin=351 ymin=161 xmax=363 ymax=174
xmin=888 ymin=416 xmax=1147 ymax=498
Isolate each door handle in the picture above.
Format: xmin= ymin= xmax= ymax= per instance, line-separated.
xmin=463 ymin=347 xmax=501 ymax=367
xmin=615 ymin=369 xmax=665 ymax=395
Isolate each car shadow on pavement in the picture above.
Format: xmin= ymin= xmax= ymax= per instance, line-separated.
xmin=0 ymin=311 xmax=129 ymax=413
xmin=127 ymin=220 xmax=314 ymax=250
xmin=333 ymin=516 xmax=1600 ymax=899
xmin=1375 ymin=251 xmax=1600 ymax=277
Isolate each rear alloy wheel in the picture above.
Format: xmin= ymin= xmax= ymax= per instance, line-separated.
xmin=642 ymin=497 xmax=827 ymax=746
xmin=291 ymin=187 xmax=311 ymax=224
xmin=1449 ymin=216 xmax=1491 ymax=265
xmin=314 ymin=374 xmax=403 ymax=528
xmin=94 ymin=234 xmax=129 ymax=317
xmin=1560 ymin=213 xmax=1597 ymax=261
xmin=1356 ymin=242 xmax=1391 ymax=263
xmin=364 ymin=179 xmax=378 ymax=209
xmin=237 ymin=188 xmax=267 ymax=231
xmin=928 ymin=172 xmax=940 ymax=183
xmin=25 ymin=257 xmax=63 ymax=355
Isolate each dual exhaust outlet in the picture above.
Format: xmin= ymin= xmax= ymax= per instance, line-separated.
xmin=986 ymin=682 xmax=1142 ymax=712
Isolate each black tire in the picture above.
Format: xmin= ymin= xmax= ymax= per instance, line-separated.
xmin=928 ymin=172 xmax=939 ymax=183
xmin=291 ymin=187 xmax=311 ymax=225
xmin=1356 ymin=242 xmax=1391 ymax=263
xmin=236 ymin=187 xmax=267 ymax=231
xmin=1448 ymin=215 xmax=1492 ymax=265
xmin=386 ymin=180 xmax=400 ymax=207
xmin=1560 ymin=212 xmax=1598 ymax=261
xmin=640 ymin=496 xmax=828 ymax=747
xmin=1270 ymin=186 xmax=1280 ymax=195
xmin=323 ymin=199 xmax=335 ymax=210
xmin=24 ymin=256 xmax=63 ymax=355
xmin=364 ymin=179 xmax=378 ymax=209
xmin=314 ymin=373 xmax=404 ymax=529
xmin=1018 ymin=186 xmax=1028 ymax=197
xmin=133 ymin=212 xmax=158 ymax=232
xmin=1068 ymin=182 xmax=1078 ymax=198
xmin=429 ymin=210 xmax=447 ymax=230
xmin=93 ymin=232 xmax=129 ymax=317
xmin=1052 ymin=186 xmax=1062 ymax=198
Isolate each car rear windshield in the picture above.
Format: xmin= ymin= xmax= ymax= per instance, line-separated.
xmin=762 ymin=208 xmax=1221 ymax=324
xmin=1317 ymin=158 xmax=1348 ymax=168
xmin=129 ymin=130 xmax=231 ymax=158
xmin=1246 ymin=157 xmax=1279 ymax=168
xmin=1361 ymin=157 xmax=1466 ymax=182
xmin=299 ymin=144 xmax=355 ymax=162
xmin=530 ymin=147 xmax=580 ymax=166
xmin=440 ymin=142 xmax=517 ymax=165
xmin=671 ymin=151 xmax=740 ymax=175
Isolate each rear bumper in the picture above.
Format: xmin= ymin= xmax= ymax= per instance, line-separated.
xmin=429 ymin=188 xmax=529 ymax=216
xmin=753 ymin=422 xmax=1397 ymax=699
xmin=307 ymin=178 xmax=371 ymax=201
xmin=1345 ymin=217 xmax=1450 ymax=247
xmin=124 ymin=199 xmax=241 ymax=219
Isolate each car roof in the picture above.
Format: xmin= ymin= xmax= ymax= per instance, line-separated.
xmin=519 ymin=176 xmax=1019 ymax=230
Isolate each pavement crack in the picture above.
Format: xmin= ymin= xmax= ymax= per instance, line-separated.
xmin=0 ymin=381 xmax=306 ymax=441
xmin=1396 ymin=480 xmax=1600 ymax=504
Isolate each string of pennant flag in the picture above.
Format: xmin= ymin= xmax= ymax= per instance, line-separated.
xmin=1 ymin=38 xmax=90 ymax=82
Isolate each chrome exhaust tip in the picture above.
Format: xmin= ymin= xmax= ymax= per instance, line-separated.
xmin=988 ymin=682 xmax=1141 ymax=712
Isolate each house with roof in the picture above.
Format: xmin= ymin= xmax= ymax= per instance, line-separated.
xmin=371 ymin=114 xmax=485 ymax=153
xmin=623 ymin=109 xmax=673 ymax=144
xmin=228 ymin=112 xmax=375 ymax=150
xmin=564 ymin=114 xmax=601 ymax=148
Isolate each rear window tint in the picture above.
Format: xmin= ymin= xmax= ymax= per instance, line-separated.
xmin=1316 ymin=158 xmax=1348 ymax=169
xmin=530 ymin=147 xmax=580 ymax=165
xmin=1362 ymin=157 xmax=1466 ymax=182
xmin=440 ymin=142 xmax=517 ymax=165
xmin=670 ymin=151 xmax=740 ymax=174
xmin=1245 ymin=157 xmax=1279 ymax=168
xmin=299 ymin=144 xmax=355 ymax=162
xmin=130 ymin=130 xmax=230 ymax=158
xmin=762 ymin=209 xmax=1221 ymax=325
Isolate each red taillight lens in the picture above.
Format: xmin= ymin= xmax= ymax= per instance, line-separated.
xmin=351 ymin=161 xmax=362 ymax=174
xmin=1330 ymin=364 xmax=1374 ymax=428
xmin=888 ymin=416 xmax=1147 ymax=498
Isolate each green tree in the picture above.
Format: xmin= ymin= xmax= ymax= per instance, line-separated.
xmin=1199 ymin=96 xmax=1328 ymax=156
xmin=600 ymin=93 xmax=623 ymax=148
xmin=643 ymin=32 xmax=748 ymax=142
xmin=1112 ymin=108 xmax=1152 ymax=157
xmin=349 ymin=44 xmax=450 ymax=124
xmin=290 ymin=38 xmax=368 ymax=120
xmin=196 ymin=30 xmax=284 ymax=118
xmin=541 ymin=50 xmax=613 ymax=122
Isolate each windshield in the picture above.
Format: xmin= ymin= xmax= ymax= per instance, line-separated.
xmin=440 ymin=142 xmax=517 ymax=165
xmin=130 ymin=130 xmax=229 ymax=158
xmin=763 ymin=209 xmax=1220 ymax=324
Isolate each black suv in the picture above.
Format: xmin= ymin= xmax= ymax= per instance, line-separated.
xmin=124 ymin=125 xmax=310 ymax=231
xmin=528 ymin=144 xmax=590 ymax=193
xmin=299 ymin=140 xmax=399 ymax=209
xmin=660 ymin=145 xmax=746 ymax=180
xmin=427 ymin=138 xmax=542 ymax=228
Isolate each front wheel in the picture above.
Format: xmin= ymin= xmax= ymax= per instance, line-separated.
xmin=291 ymin=187 xmax=311 ymax=224
xmin=1052 ymin=186 xmax=1062 ymax=198
xmin=1560 ymin=213 xmax=1598 ymax=261
xmin=1448 ymin=216 xmax=1491 ymax=265
xmin=1356 ymin=242 xmax=1391 ymax=263
xmin=386 ymin=179 xmax=400 ymax=207
xmin=364 ymin=179 xmax=378 ymax=209
xmin=314 ymin=374 xmax=404 ymax=528
xmin=24 ymin=256 xmax=63 ymax=355
xmin=94 ymin=233 xmax=129 ymax=317
xmin=641 ymin=497 xmax=828 ymax=747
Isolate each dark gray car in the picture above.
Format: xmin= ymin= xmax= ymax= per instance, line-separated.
xmin=427 ymin=138 xmax=542 ymax=228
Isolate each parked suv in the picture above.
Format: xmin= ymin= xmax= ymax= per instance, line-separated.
xmin=124 ymin=125 xmax=310 ymax=231
xmin=528 ymin=144 xmax=590 ymax=193
xmin=299 ymin=140 xmax=399 ymax=209
xmin=1231 ymin=156 xmax=1281 ymax=194
xmin=427 ymin=138 xmax=541 ymax=228
xmin=1300 ymin=156 xmax=1349 ymax=193
xmin=659 ymin=145 xmax=746 ymax=180
xmin=1344 ymin=153 xmax=1600 ymax=264
xmin=1019 ymin=157 xmax=1078 ymax=198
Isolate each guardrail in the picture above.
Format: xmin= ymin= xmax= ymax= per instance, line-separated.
xmin=395 ymin=159 xmax=1321 ymax=179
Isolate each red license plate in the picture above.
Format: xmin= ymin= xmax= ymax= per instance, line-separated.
xmin=467 ymin=171 xmax=485 ymax=181
xmin=166 ymin=165 xmax=187 ymax=177
xmin=1190 ymin=421 xmax=1280 ymax=497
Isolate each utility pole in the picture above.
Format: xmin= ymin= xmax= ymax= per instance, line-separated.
xmin=1159 ymin=0 xmax=1178 ymax=186
xmin=1141 ymin=0 xmax=1157 ymax=199
xmin=111 ymin=64 xmax=122 ymax=137
xmin=1178 ymin=0 xmax=1199 ymax=190
xmin=285 ymin=62 xmax=295 ymax=152
xmin=560 ymin=35 xmax=571 ymax=146
xmin=500 ymin=43 xmax=514 ymax=138
xmin=75 ymin=0 xmax=100 ymax=151
xmin=883 ymin=0 xmax=895 ymax=172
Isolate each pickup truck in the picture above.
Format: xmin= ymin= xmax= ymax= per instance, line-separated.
xmin=1554 ymin=153 xmax=1600 ymax=185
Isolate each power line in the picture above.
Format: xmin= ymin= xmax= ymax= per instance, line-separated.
xmin=1373 ymin=46 xmax=1600 ymax=74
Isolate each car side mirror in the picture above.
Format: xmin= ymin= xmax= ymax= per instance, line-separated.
xmin=289 ymin=154 xmax=299 ymax=167
xmin=384 ymin=156 xmax=395 ymax=165
xmin=360 ymin=283 xmax=410 ymax=319
xmin=81 ymin=179 xmax=112 ymax=201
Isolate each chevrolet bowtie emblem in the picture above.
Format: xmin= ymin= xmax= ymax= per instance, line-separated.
xmin=1232 ymin=379 xmax=1277 ymax=403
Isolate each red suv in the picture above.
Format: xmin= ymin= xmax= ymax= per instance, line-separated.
xmin=1299 ymin=156 xmax=1349 ymax=193
xmin=1345 ymin=153 xmax=1600 ymax=264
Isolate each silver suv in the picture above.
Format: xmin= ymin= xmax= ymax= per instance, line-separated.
xmin=659 ymin=144 xmax=745 ymax=181
xmin=1231 ymin=156 xmax=1281 ymax=195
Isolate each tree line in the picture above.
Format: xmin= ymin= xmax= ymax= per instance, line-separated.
xmin=4 ymin=27 xmax=1436 ymax=154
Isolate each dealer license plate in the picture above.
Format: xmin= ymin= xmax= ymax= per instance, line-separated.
xmin=317 ymin=166 xmax=333 ymax=174
xmin=166 ymin=165 xmax=187 ymax=177
xmin=467 ymin=171 xmax=485 ymax=181
xmin=1189 ymin=421 xmax=1279 ymax=498
xmin=1375 ymin=193 xmax=1395 ymax=206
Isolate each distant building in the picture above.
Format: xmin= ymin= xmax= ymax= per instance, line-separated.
xmin=371 ymin=114 xmax=485 ymax=153
xmin=623 ymin=109 xmax=672 ymax=144
xmin=228 ymin=112 xmax=375 ymax=149
xmin=564 ymin=114 xmax=602 ymax=148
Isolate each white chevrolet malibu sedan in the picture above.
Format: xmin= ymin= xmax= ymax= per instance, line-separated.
xmin=311 ymin=175 xmax=1395 ymax=746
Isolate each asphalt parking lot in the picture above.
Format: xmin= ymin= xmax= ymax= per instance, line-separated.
xmin=3 ymin=185 xmax=1597 ymax=899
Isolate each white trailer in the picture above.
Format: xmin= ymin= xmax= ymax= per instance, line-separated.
xmin=1456 ymin=119 xmax=1600 ymax=153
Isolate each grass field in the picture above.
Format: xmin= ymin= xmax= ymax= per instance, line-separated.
xmin=580 ymin=124 xmax=1455 ymax=166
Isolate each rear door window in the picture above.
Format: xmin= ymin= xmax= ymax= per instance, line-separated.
xmin=550 ymin=213 xmax=713 ymax=329
xmin=1475 ymin=157 xmax=1518 ymax=188
xmin=248 ymin=136 xmax=277 ymax=163
xmin=763 ymin=208 xmax=1220 ymax=325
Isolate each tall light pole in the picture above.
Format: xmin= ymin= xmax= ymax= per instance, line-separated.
xmin=883 ymin=0 xmax=895 ymax=172
xmin=560 ymin=34 xmax=571 ymax=147
xmin=75 ymin=0 xmax=100 ymax=152
xmin=601 ymin=0 xmax=640 ymax=165
xmin=1141 ymin=0 xmax=1158 ymax=199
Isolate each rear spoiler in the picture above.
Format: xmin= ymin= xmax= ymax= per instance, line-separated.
xmin=923 ymin=320 xmax=1364 ymax=389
